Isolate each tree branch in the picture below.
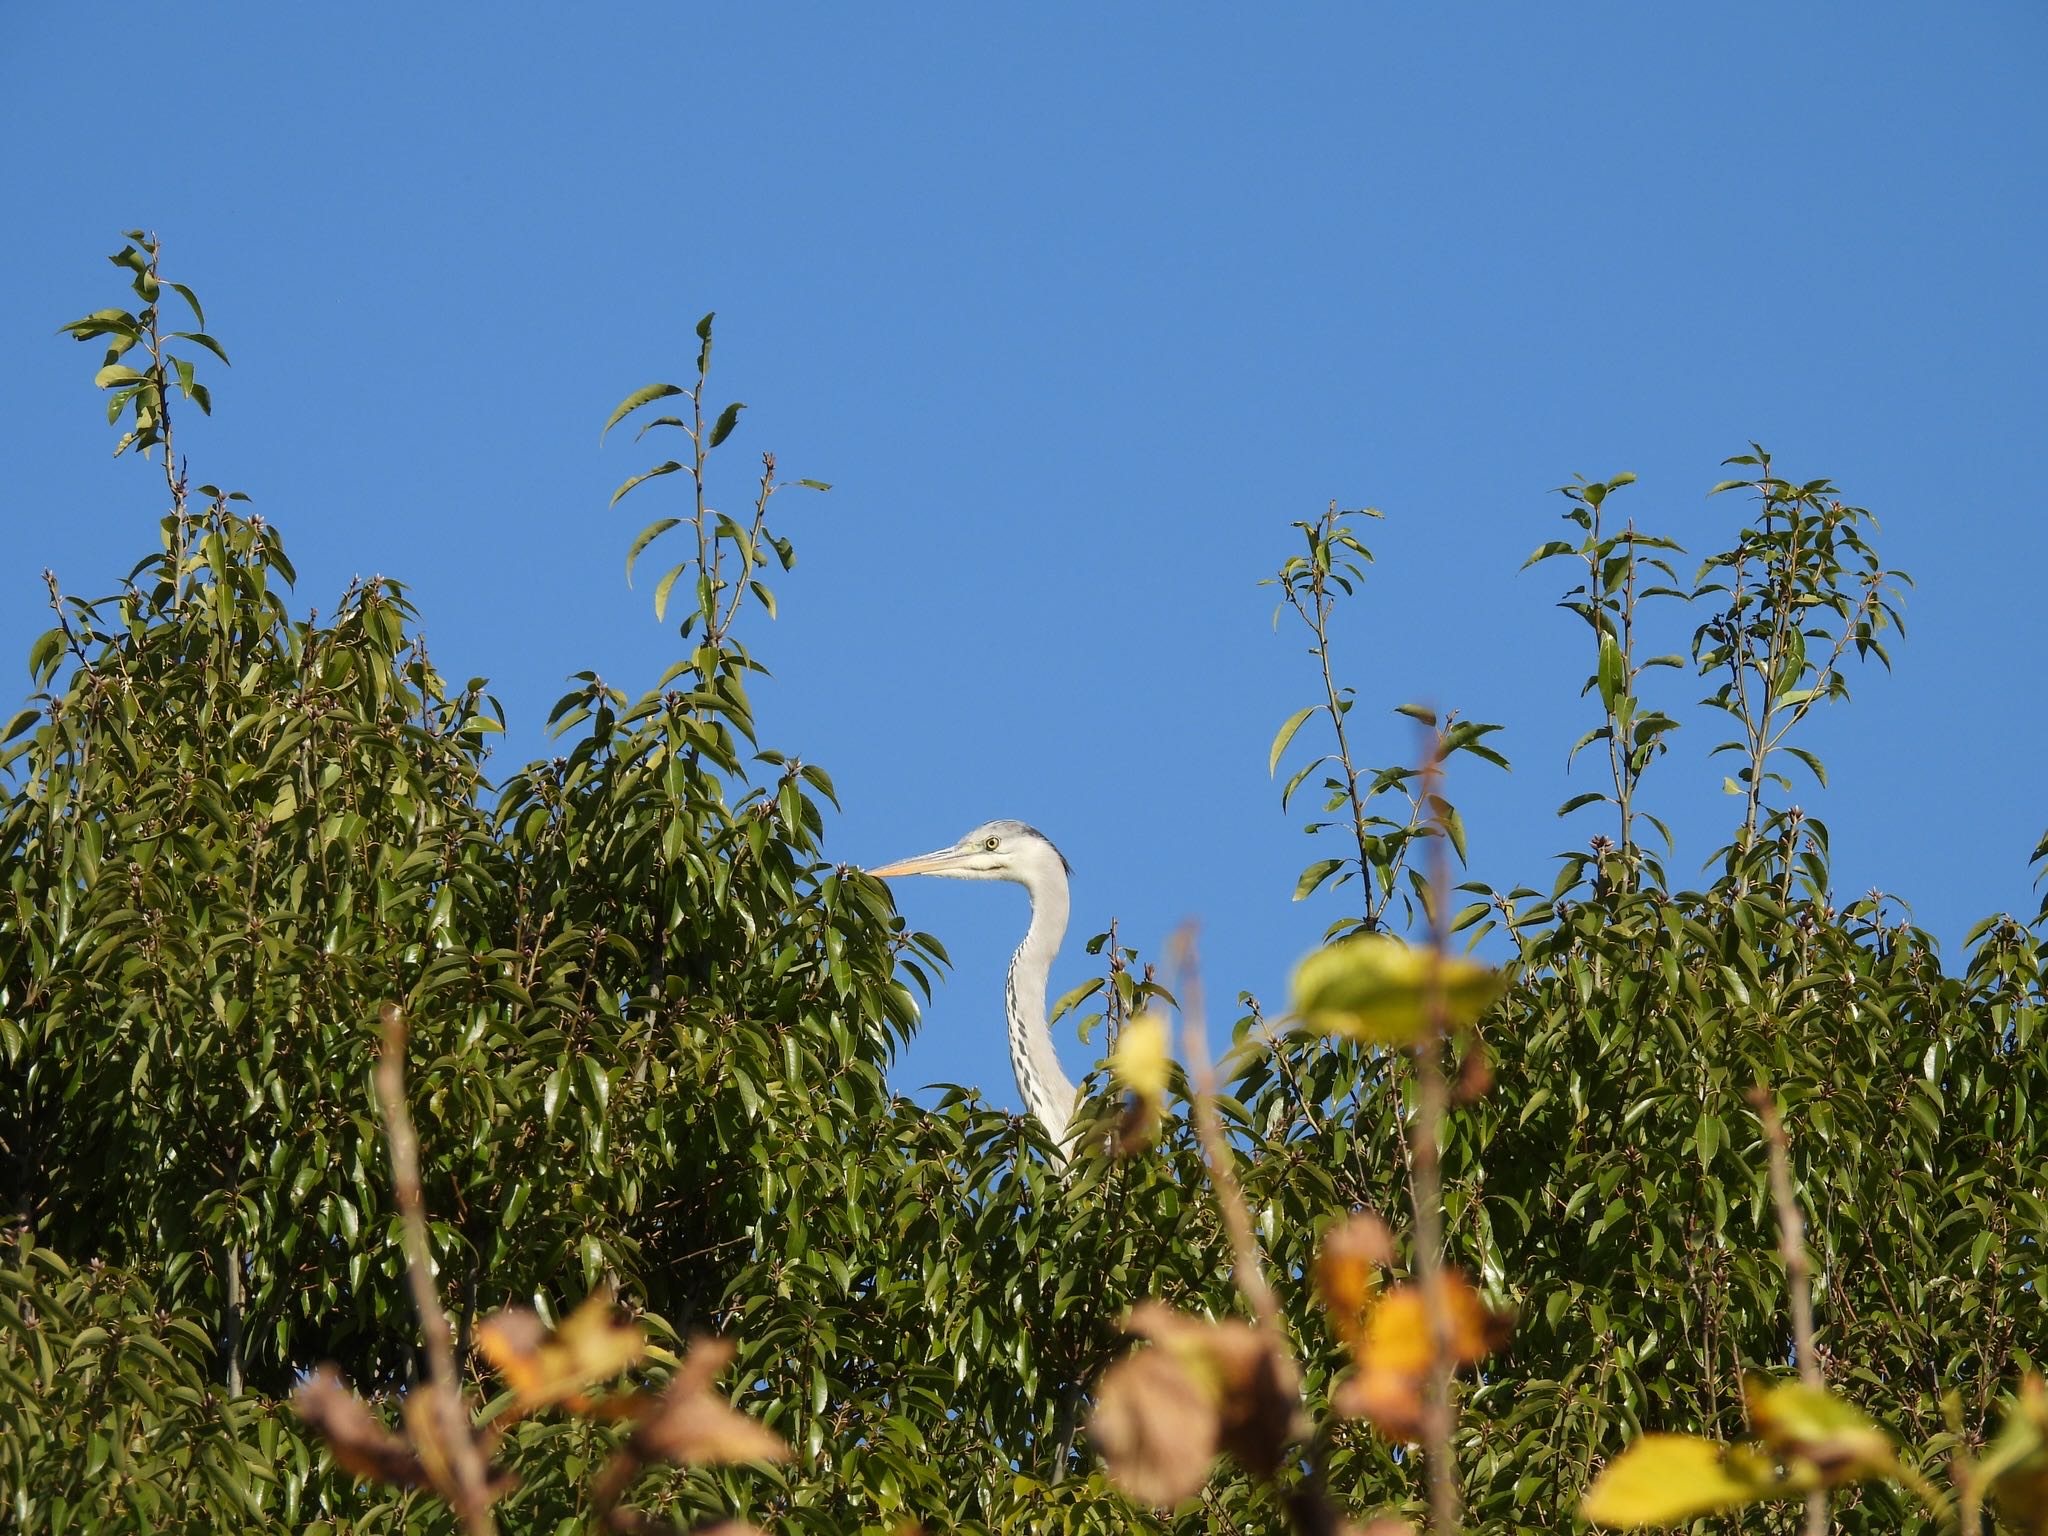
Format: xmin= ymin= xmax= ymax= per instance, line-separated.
xmin=375 ymin=1004 xmax=495 ymax=1536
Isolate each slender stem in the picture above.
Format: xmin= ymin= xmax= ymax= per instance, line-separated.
xmin=691 ymin=380 xmax=709 ymax=623
xmin=140 ymin=239 xmax=189 ymax=613
xmin=1413 ymin=734 xmax=1461 ymax=1535
xmin=375 ymin=1005 xmax=494 ymax=1536
xmin=1615 ymin=518 xmax=1640 ymax=865
xmin=1290 ymin=512 xmax=1380 ymax=929
xmin=224 ymin=1244 xmax=244 ymax=1396
xmin=1175 ymin=926 xmax=1279 ymax=1335
xmin=1751 ymin=1087 xmax=1825 ymax=1536
xmin=1175 ymin=927 xmax=1347 ymax=1536
xmin=714 ymin=455 xmax=776 ymax=644
xmin=1586 ymin=498 xmax=1633 ymax=864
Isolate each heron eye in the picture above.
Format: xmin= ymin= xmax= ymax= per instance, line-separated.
xmin=984 ymin=837 xmax=1000 ymax=850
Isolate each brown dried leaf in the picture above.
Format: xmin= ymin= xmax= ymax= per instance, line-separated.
xmin=602 ymin=1516 xmax=766 ymax=1536
xmin=1096 ymin=1303 xmax=1302 ymax=1499
xmin=1202 ymin=1328 xmax=1300 ymax=1481
xmin=628 ymin=1336 xmax=790 ymax=1467
xmin=1334 ymin=1366 xmax=1426 ymax=1443
xmin=1994 ymin=1466 xmax=2048 ymax=1536
xmin=1452 ymin=1038 xmax=1494 ymax=1103
xmin=294 ymin=1365 xmax=427 ymax=1488
xmin=1090 ymin=1342 xmax=1219 ymax=1507
xmin=477 ymin=1289 xmax=648 ymax=1415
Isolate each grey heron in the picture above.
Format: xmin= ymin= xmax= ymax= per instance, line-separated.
xmin=868 ymin=820 xmax=1080 ymax=1165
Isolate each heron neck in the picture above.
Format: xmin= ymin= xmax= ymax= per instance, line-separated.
xmin=1006 ymin=875 xmax=1077 ymax=1159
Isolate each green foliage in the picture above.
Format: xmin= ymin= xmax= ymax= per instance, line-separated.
xmin=1693 ymin=446 xmax=1909 ymax=874
xmin=1 ymin=1234 xmax=274 ymax=1533
xmin=7 ymin=234 xmax=2046 ymax=1536
xmin=59 ymin=231 xmax=226 ymax=462
xmin=1266 ymin=503 xmax=1507 ymax=934
xmin=1525 ymin=470 xmax=1686 ymax=884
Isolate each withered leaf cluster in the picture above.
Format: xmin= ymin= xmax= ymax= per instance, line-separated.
xmin=1314 ymin=1213 xmax=1512 ymax=1444
xmin=1089 ymin=1301 xmax=1302 ymax=1508
xmin=294 ymin=1291 xmax=786 ymax=1536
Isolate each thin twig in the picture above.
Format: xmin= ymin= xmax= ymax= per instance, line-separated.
xmin=137 ymin=237 xmax=190 ymax=613
xmin=1173 ymin=927 xmax=1346 ymax=1536
xmin=1173 ymin=926 xmax=1280 ymax=1335
xmin=1750 ymin=1085 xmax=1826 ymax=1536
xmin=1283 ymin=507 xmax=1388 ymax=930
xmin=1414 ymin=732 xmax=1461 ymax=1535
xmin=376 ymin=1005 xmax=495 ymax=1536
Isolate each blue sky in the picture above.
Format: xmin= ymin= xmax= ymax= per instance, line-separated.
xmin=4 ymin=7 xmax=2043 ymax=1114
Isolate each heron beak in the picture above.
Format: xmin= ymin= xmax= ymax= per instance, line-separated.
xmin=866 ymin=845 xmax=970 ymax=879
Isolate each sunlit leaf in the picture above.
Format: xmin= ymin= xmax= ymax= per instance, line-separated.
xmin=1581 ymin=1435 xmax=1778 ymax=1527
xmin=1291 ymin=935 xmax=1502 ymax=1045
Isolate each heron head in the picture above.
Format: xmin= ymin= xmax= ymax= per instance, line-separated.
xmin=867 ymin=819 xmax=1072 ymax=886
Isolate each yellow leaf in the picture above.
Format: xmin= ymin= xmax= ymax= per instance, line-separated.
xmin=1330 ymin=1272 xmax=1512 ymax=1442
xmin=1313 ymin=1213 xmax=1393 ymax=1347
xmin=1989 ymin=1376 xmax=2048 ymax=1535
xmin=1291 ymin=935 xmax=1502 ymax=1046
xmin=1744 ymin=1378 xmax=1895 ymax=1483
xmin=1359 ymin=1274 xmax=1509 ymax=1376
xmin=1581 ymin=1435 xmax=1778 ymax=1527
xmin=476 ymin=1289 xmax=648 ymax=1415
xmin=1111 ymin=1010 xmax=1172 ymax=1103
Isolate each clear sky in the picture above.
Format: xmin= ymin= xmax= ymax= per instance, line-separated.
xmin=4 ymin=6 xmax=2043 ymax=1115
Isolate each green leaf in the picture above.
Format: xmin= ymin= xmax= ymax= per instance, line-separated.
xmin=1269 ymin=705 xmax=1319 ymax=776
xmin=28 ymin=628 xmax=64 ymax=685
xmin=1050 ymin=977 xmax=1104 ymax=1025
xmin=167 ymin=281 xmax=205 ymax=327
xmin=94 ymin=364 xmax=144 ymax=389
xmin=652 ymin=561 xmax=688 ymax=624
xmin=710 ymin=402 xmax=747 ymax=448
xmin=610 ymin=461 xmax=685 ymax=509
xmin=168 ymin=331 xmax=230 ymax=365
xmin=1597 ymin=632 xmax=1626 ymax=712
xmin=601 ymin=383 xmax=685 ymax=442
xmin=1435 ymin=797 xmax=1468 ymax=864
xmin=1782 ymin=745 xmax=1828 ymax=787
xmin=1292 ymin=858 xmax=1343 ymax=901
xmin=625 ymin=518 xmax=683 ymax=584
